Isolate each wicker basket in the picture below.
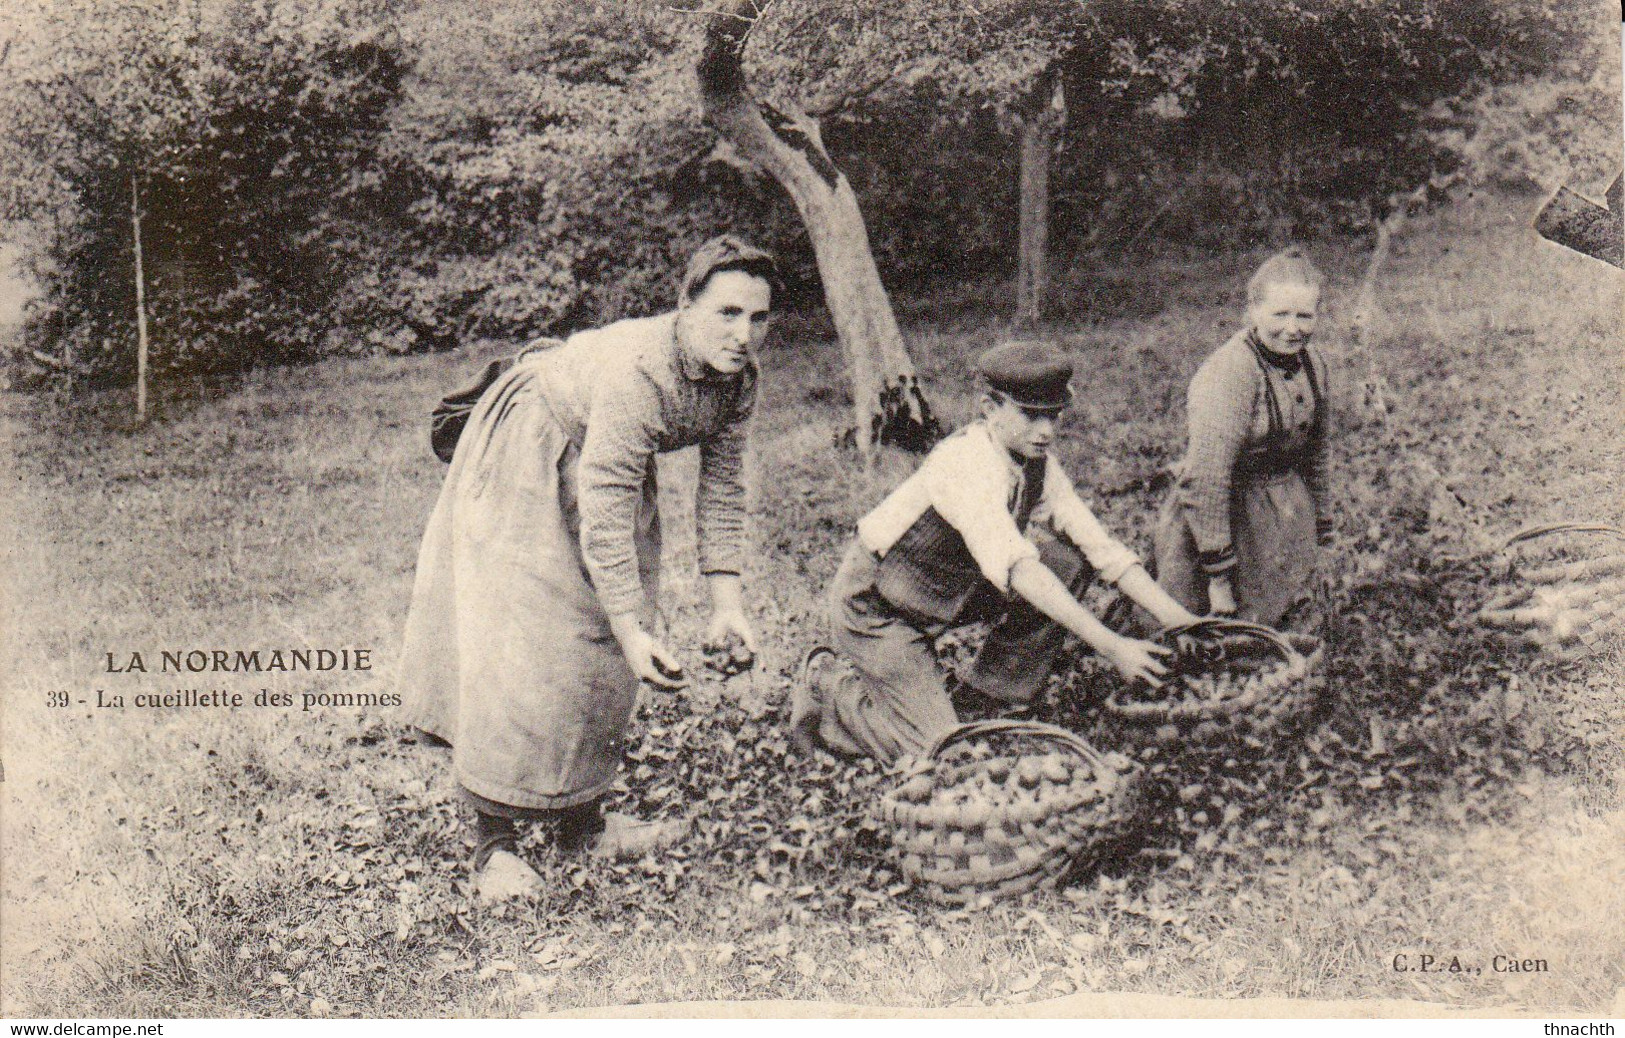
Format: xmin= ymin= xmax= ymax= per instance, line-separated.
xmin=1101 ymin=618 xmax=1324 ymax=753
xmin=1476 ymin=522 xmax=1625 ymax=659
xmin=877 ymin=719 xmax=1142 ymax=905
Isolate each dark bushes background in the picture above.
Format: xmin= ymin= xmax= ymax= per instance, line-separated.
xmin=3 ymin=0 xmax=408 ymax=390
xmin=0 ymin=0 xmax=1608 ymax=394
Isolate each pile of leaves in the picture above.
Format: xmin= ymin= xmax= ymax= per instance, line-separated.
xmin=84 ymin=547 xmax=1616 ymax=1015
xmin=1022 ymin=546 xmax=1608 ymax=873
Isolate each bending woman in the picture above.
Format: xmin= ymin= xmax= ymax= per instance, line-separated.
xmin=1154 ymin=246 xmax=1333 ymax=627
xmin=398 ymin=236 xmax=777 ymax=901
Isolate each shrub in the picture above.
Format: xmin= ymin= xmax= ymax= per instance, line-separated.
xmin=2 ymin=0 xmax=408 ymax=390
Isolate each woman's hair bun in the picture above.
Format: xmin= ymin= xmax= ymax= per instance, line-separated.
xmin=1247 ymin=245 xmax=1325 ymax=303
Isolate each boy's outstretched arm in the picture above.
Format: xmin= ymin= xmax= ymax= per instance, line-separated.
xmin=1116 ymin=563 xmax=1203 ymax=629
xmin=1007 ymin=557 xmax=1172 ymax=687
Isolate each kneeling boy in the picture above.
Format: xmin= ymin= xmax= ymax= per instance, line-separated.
xmin=795 ymin=340 xmax=1201 ymax=764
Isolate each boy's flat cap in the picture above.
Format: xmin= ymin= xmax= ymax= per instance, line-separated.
xmin=977 ymin=339 xmax=1074 ymax=411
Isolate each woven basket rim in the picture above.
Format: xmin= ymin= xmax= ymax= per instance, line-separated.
xmin=882 ymin=722 xmax=1144 ymax=895
xmin=1101 ymin=625 xmax=1320 ymax=723
xmin=924 ymin=718 xmax=1114 ymax=771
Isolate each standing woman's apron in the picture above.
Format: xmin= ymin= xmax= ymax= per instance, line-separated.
xmin=1155 ymin=345 xmax=1324 ymax=627
xmin=397 ymin=356 xmax=661 ymax=810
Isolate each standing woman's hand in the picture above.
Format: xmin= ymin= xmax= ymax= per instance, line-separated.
xmin=1101 ymin=634 xmax=1173 ymax=688
xmin=702 ymin=573 xmax=757 ymax=675
xmin=703 ymin=607 xmax=758 ymax=675
xmin=609 ymin=614 xmax=688 ymax=691
xmin=1207 ymin=574 xmax=1239 ymax=617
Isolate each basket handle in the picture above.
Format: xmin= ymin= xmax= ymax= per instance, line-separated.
xmin=1503 ymin=522 xmax=1625 ymax=550
xmin=1156 ymin=617 xmax=1298 ymax=664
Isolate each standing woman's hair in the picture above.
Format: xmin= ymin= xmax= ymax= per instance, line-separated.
xmin=679 ymin=234 xmax=782 ymax=305
xmin=1246 ymin=245 xmax=1326 ymax=304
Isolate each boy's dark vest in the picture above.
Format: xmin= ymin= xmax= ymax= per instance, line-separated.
xmin=873 ymin=455 xmax=1046 ymax=624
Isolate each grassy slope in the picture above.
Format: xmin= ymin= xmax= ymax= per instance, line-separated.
xmin=2 ymin=191 xmax=1622 ymax=1017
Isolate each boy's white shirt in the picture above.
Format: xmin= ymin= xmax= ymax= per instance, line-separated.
xmin=856 ymin=420 xmax=1141 ymax=593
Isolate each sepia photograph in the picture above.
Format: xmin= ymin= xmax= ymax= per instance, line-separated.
xmin=1 ymin=0 xmax=1622 ymax=1021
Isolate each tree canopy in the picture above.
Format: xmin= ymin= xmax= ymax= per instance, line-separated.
xmin=1 ymin=0 xmax=1613 ymax=397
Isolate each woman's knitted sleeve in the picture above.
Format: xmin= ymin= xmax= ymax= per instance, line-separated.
xmin=695 ymin=384 xmax=755 ymax=577
xmin=1176 ymin=346 xmax=1258 ymax=576
xmin=578 ymin=368 xmax=665 ymax=617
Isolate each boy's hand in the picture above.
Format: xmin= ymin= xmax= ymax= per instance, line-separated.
xmin=1115 ymin=561 xmax=1200 ymax=629
xmin=610 ymin=616 xmax=688 ymax=691
xmin=1165 ymin=603 xmax=1203 ymax=628
xmin=1103 ymin=635 xmax=1172 ymax=688
xmin=1207 ymin=575 xmax=1238 ymax=617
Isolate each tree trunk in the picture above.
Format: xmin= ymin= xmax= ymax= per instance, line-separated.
xmin=131 ymin=171 xmax=150 ymax=421
xmin=697 ymin=0 xmax=939 ymax=458
xmin=1348 ymin=177 xmax=1450 ymax=425
xmin=1015 ymin=76 xmax=1064 ymax=328
xmin=1346 ymin=203 xmax=1401 ymax=426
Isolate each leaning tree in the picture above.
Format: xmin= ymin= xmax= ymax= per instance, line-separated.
xmin=695 ymin=0 xmax=1118 ymax=457
xmin=697 ymin=0 xmax=944 ymax=458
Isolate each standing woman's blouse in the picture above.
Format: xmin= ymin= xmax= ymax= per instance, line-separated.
xmin=1176 ymin=330 xmax=1329 ymax=576
xmin=533 ymin=313 xmax=756 ymax=616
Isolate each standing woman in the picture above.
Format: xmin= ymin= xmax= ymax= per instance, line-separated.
xmin=1154 ymin=246 xmax=1333 ymax=626
xmin=398 ymin=236 xmax=777 ymax=901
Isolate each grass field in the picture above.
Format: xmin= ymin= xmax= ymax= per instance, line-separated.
xmin=2 ymin=190 xmax=1622 ymax=1017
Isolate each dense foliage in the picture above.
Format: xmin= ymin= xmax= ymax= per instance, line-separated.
xmin=356 ymin=4 xmax=715 ymax=351
xmin=1024 ymin=0 xmax=1589 ymax=249
xmin=0 ymin=0 xmax=1613 ymax=395
xmin=2 ymin=0 xmax=407 ymax=389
